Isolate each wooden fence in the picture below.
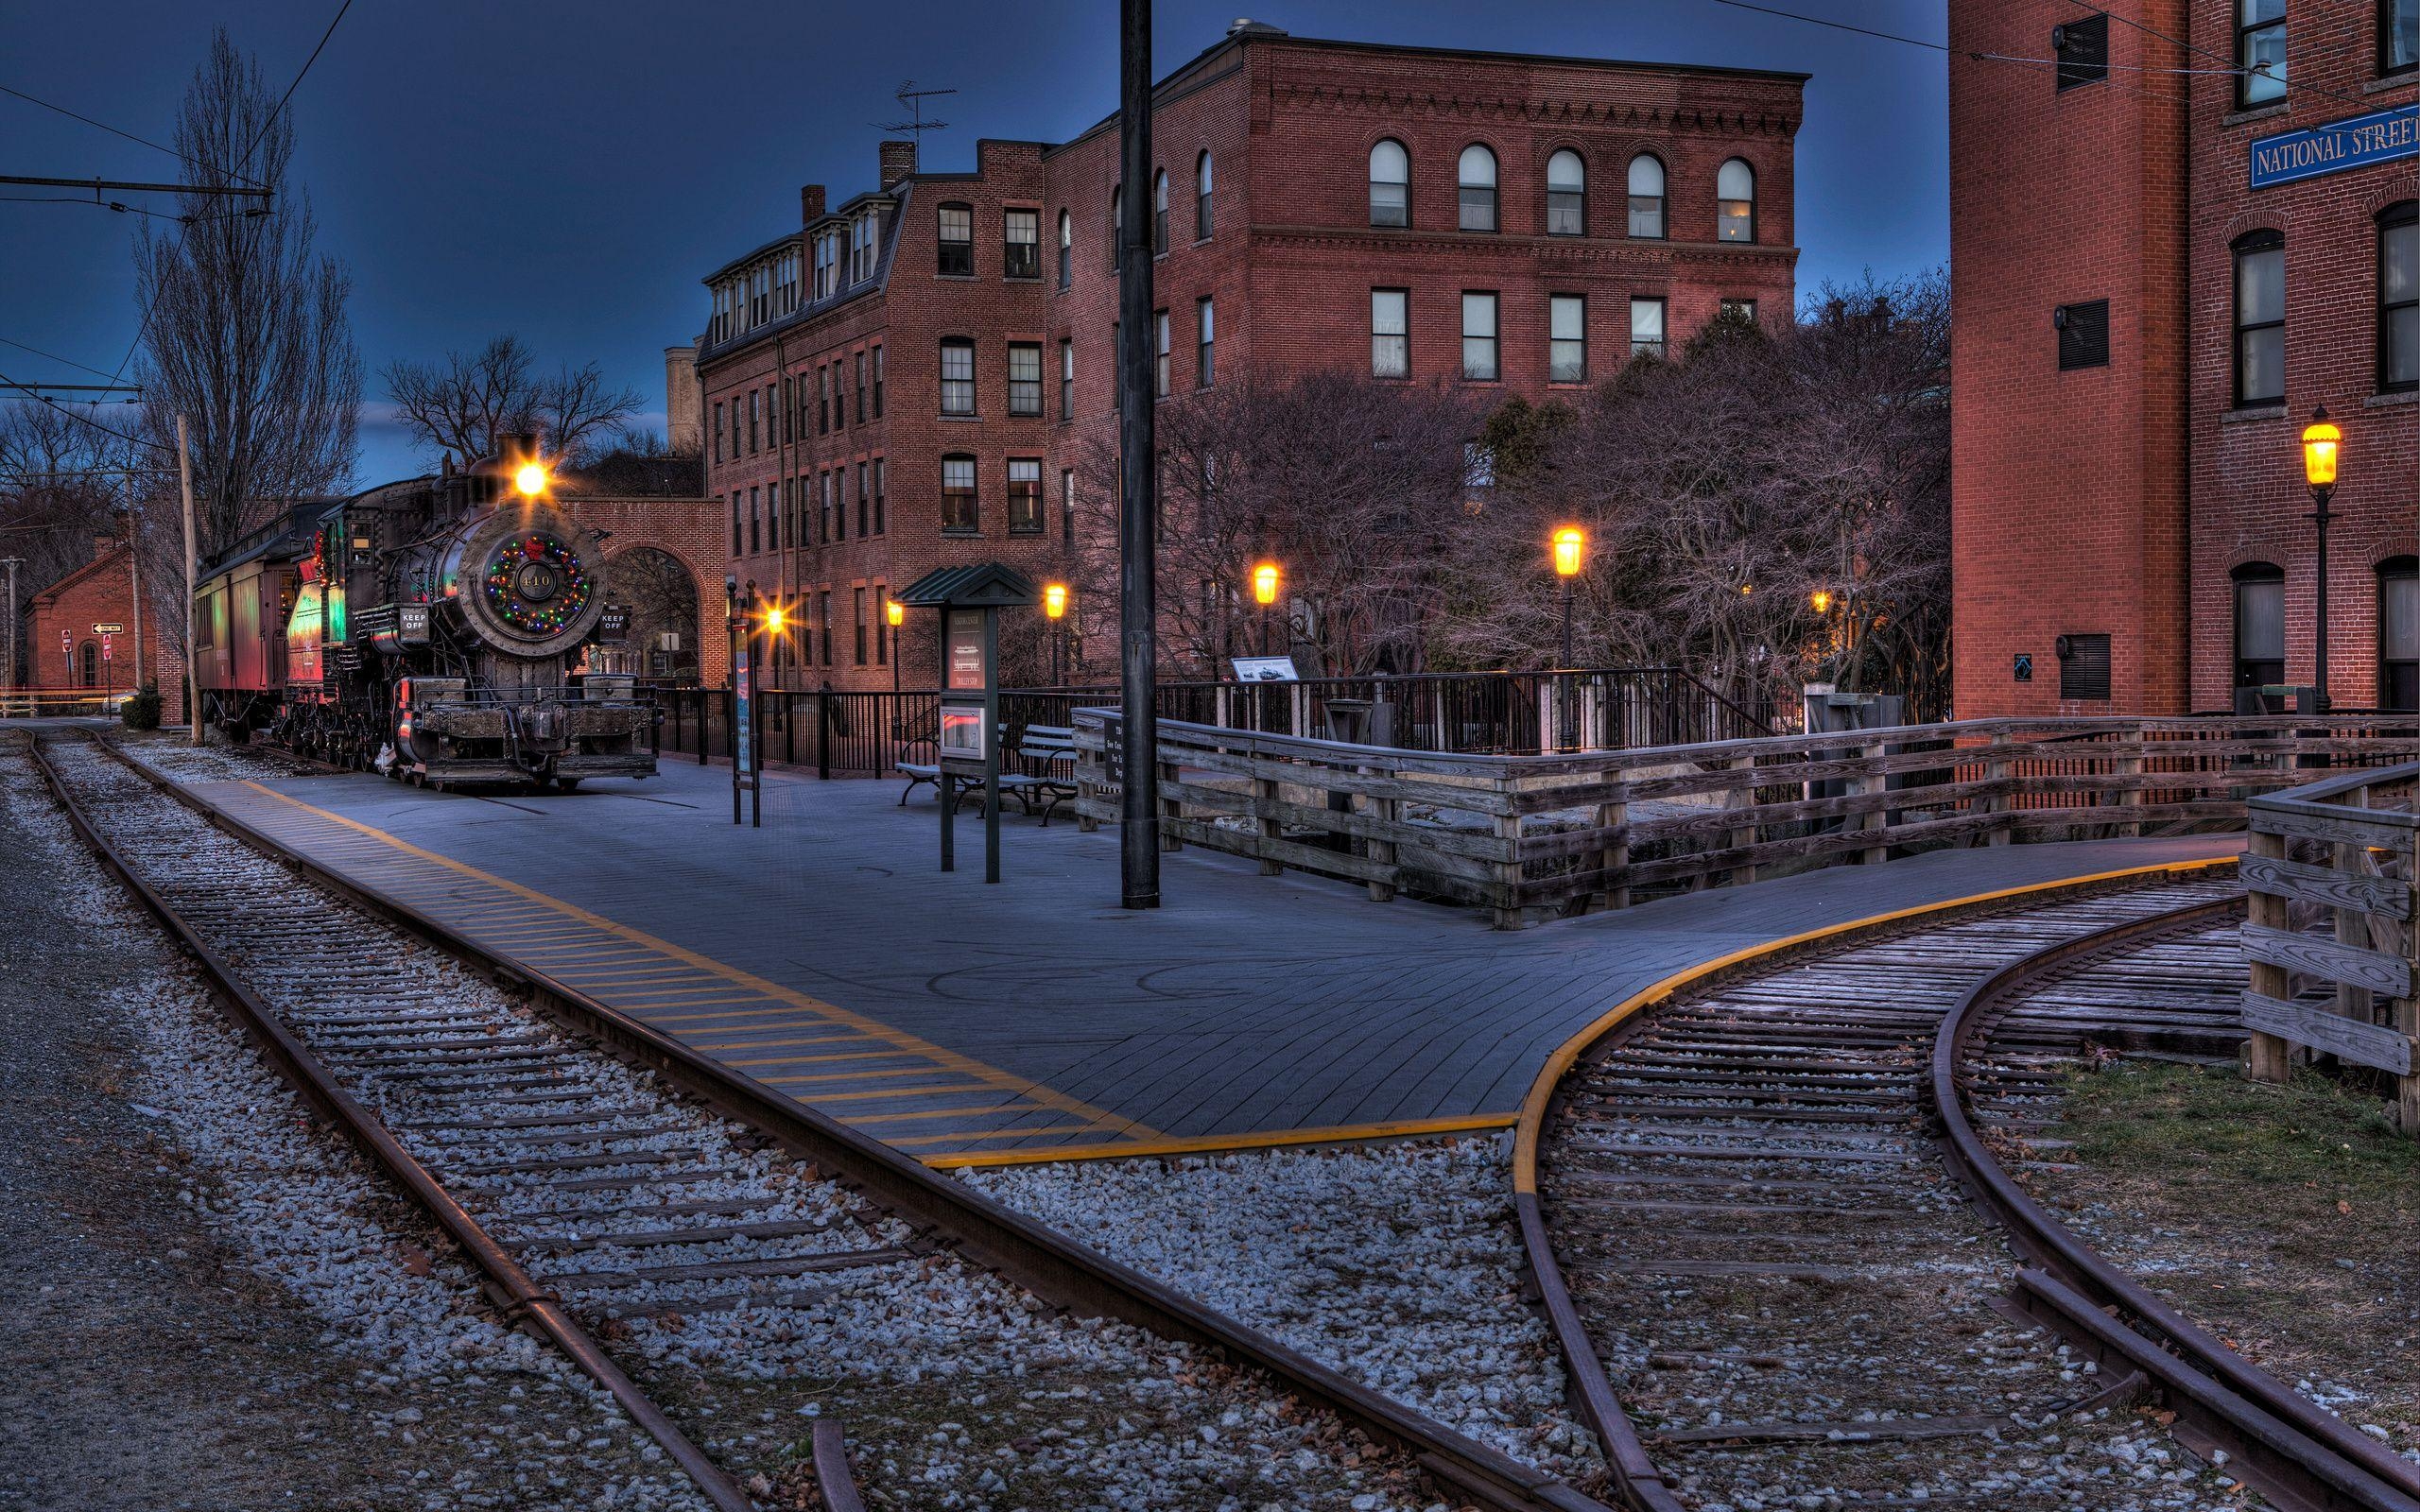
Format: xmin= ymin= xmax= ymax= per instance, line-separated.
xmin=1074 ymin=712 xmax=2420 ymax=929
xmin=2244 ymin=762 xmax=2420 ymax=1133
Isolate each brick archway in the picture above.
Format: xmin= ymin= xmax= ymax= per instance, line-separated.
xmin=562 ymin=496 xmax=724 ymax=686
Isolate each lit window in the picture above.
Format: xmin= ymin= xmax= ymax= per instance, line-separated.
xmin=1627 ymin=155 xmax=1666 ymax=239
xmin=1008 ymin=458 xmax=1043 ymax=534
xmin=2239 ymin=0 xmax=2286 ymax=107
xmin=1717 ymin=159 xmax=1756 ymax=243
xmin=1631 ymin=297 xmax=1667 ymax=360
xmin=942 ymin=455 xmax=978 ymax=533
xmin=2233 ymin=229 xmax=2285 ymax=406
xmin=1458 ymin=145 xmax=1497 ymax=232
xmin=1372 ymin=289 xmax=1409 ymax=378
xmin=1004 ymin=208 xmax=1040 ymax=279
xmin=1370 ymin=139 xmax=1409 ymax=228
xmin=1008 ymin=342 xmax=1043 ymax=417
xmin=938 ymin=203 xmax=974 ymax=276
xmin=1549 ymin=295 xmax=1585 ymax=384
xmin=1461 ymin=291 xmax=1498 ymax=381
xmin=940 ymin=338 xmax=977 ymax=415
xmin=1547 ymin=149 xmax=1585 ymax=236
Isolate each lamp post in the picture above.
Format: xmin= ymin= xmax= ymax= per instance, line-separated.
xmin=2303 ymin=405 xmax=2342 ymax=712
xmin=1044 ymin=581 xmax=1069 ymax=687
xmin=885 ymin=597 xmax=905 ymax=696
xmin=1551 ymin=526 xmax=1585 ymax=752
xmin=1251 ymin=560 xmax=1281 ymax=656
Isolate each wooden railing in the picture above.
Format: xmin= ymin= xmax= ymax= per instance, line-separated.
xmin=1074 ymin=712 xmax=2420 ymax=929
xmin=2244 ymin=762 xmax=2420 ymax=1134
xmin=0 ymin=686 xmax=134 ymax=718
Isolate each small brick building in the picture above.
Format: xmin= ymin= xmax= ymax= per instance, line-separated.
xmin=22 ymin=533 xmax=182 ymax=706
xmin=694 ymin=22 xmax=1806 ymax=691
xmin=1949 ymin=1 xmax=2417 ymax=717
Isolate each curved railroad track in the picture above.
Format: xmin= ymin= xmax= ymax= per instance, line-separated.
xmin=29 ymin=730 xmax=1612 ymax=1512
xmin=1521 ymin=874 xmax=2420 ymax=1512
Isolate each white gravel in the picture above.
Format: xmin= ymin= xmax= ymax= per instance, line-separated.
xmin=963 ymin=1135 xmax=1601 ymax=1484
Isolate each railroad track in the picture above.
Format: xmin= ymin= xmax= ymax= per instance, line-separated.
xmin=33 ymin=730 xmax=1612 ymax=1512
xmin=1523 ymin=876 xmax=2420 ymax=1512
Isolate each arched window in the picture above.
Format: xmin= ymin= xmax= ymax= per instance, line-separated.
xmin=1110 ymin=187 xmax=1122 ymax=271
xmin=2234 ymin=562 xmax=2287 ymax=694
xmin=1458 ymin=145 xmax=1498 ymax=232
xmin=2381 ymin=200 xmax=2417 ymax=392
xmin=1196 ymin=151 xmax=1214 ymax=241
xmin=2233 ymin=229 xmax=2285 ymax=406
xmin=1547 ymin=149 xmax=1585 ymax=236
xmin=1369 ymin=139 xmax=1409 ymax=228
xmin=1627 ymin=155 xmax=1667 ymax=239
xmin=1152 ymin=170 xmax=1169 ymax=256
xmin=79 ymin=641 xmax=96 ymax=688
xmin=1717 ymin=159 xmax=1756 ymax=243
xmin=937 ymin=202 xmax=974 ymax=276
xmin=1058 ymin=209 xmax=1072 ymax=290
xmin=2380 ymin=556 xmax=2419 ymax=710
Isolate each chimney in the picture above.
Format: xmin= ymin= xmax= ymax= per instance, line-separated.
xmin=94 ymin=534 xmax=116 ymax=562
xmin=879 ymin=139 xmax=917 ymax=189
xmin=801 ymin=183 xmax=826 ymax=224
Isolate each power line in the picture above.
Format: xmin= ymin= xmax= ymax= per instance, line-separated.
xmin=0 ymin=81 xmax=266 ymax=189
xmin=0 ymin=366 xmax=164 ymax=454
xmin=0 ymin=335 xmax=124 ymax=381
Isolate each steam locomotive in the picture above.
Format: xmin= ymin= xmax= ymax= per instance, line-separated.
xmin=191 ymin=437 xmax=656 ymax=789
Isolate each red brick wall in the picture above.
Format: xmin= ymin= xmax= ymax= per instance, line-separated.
xmin=24 ymin=539 xmax=181 ymax=708
xmin=700 ymin=31 xmax=1805 ymax=692
xmin=1951 ymin=1 xmax=2418 ymax=717
xmin=562 ymin=495 xmax=727 ymax=687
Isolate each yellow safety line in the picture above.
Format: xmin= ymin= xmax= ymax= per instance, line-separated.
xmin=890 ymin=1124 xmax=1111 ymax=1148
xmin=789 ymin=1080 xmax=985 ymax=1104
xmin=842 ymin=1101 xmax=1026 ymax=1125
xmin=763 ymin=1063 xmax=970 ymax=1087
xmin=762 ymin=1051 xmax=929 ymax=1072
xmin=1507 ymin=854 xmax=2239 ymax=1195
xmin=646 ymin=1004 xmax=840 ymax=1025
xmin=234 ymin=781 xmax=1161 ymax=1142
xmin=920 ymin=1112 xmax=1518 ymax=1169
xmin=688 ymin=1033 xmax=867 ymax=1053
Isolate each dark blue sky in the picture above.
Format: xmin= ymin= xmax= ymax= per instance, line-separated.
xmin=2 ymin=0 xmax=1947 ymax=486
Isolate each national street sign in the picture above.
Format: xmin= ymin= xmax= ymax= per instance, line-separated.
xmin=91 ymin=621 xmax=123 ymax=634
xmin=2250 ymin=104 xmax=2419 ymax=190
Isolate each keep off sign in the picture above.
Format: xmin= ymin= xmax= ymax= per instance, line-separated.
xmin=101 ymin=633 xmax=113 ymax=662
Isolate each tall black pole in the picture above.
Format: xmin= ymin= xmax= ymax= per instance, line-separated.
xmin=2311 ymin=484 xmax=2335 ymax=712
xmin=1117 ymin=0 xmax=1161 ymax=910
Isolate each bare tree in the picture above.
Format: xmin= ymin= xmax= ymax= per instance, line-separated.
xmin=132 ymin=26 xmax=360 ymax=571
xmin=0 ymin=400 xmax=150 ymax=682
xmin=382 ymin=335 xmax=643 ymax=467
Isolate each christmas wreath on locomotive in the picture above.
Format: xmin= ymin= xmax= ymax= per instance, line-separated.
xmin=190 ymin=438 xmax=656 ymax=790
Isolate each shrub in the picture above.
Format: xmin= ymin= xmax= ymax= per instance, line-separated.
xmin=121 ymin=684 xmax=162 ymax=730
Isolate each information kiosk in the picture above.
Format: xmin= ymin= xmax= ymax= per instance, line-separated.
xmin=895 ymin=563 xmax=1039 ymax=884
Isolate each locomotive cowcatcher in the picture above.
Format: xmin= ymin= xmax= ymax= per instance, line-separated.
xmin=190 ymin=436 xmax=657 ymax=790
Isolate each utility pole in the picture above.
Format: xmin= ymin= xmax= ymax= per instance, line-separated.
xmin=178 ymin=413 xmax=199 ymax=745
xmin=125 ymin=508 xmax=144 ymax=690
xmin=1 ymin=556 xmax=19 ymax=692
xmin=1116 ymin=0 xmax=1160 ymax=910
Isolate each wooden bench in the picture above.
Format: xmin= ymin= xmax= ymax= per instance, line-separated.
xmin=898 ymin=723 xmax=1081 ymax=824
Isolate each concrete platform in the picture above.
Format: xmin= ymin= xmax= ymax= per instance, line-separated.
xmin=182 ymin=757 xmax=2242 ymax=1166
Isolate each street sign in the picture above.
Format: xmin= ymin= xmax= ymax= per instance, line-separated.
xmin=91 ymin=622 xmax=123 ymax=634
xmin=101 ymin=634 xmax=112 ymax=662
xmin=2013 ymin=652 xmax=2032 ymax=683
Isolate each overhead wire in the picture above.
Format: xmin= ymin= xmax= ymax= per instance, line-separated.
xmin=0 ymin=80 xmax=268 ymax=189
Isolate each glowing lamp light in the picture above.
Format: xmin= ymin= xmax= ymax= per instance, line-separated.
xmin=1551 ymin=526 xmax=1585 ymax=578
xmin=1251 ymin=560 xmax=1281 ymax=607
xmin=2302 ymin=405 xmax=2341 ymax=490
xmin=1044 ymin=582 xmax=1068 ymax=620
xmin=885 ymin=599 xmax=905 ymax=628
xmin=1810 ymin=588 xmax=1833 ymax=613
xmin=764 ymin=605 xmax=788 ymax=634
xmin=514 ymin=461 xmax=549 ymax=498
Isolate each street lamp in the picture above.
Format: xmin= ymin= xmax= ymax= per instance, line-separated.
xmin=885 ymin=597 xmax=905 ymax=695
xmin=1251 ymin=559 xmax=1281 ymax=656
xmin=514 ymin=460 xmax=550 ymax=498
xmin=1551 ymin=526 xmax=1586 ymax=752
xmin=2303 ymin=404 xmax=2342 ymax=711
xmin=1044 ymin=581 xmax=1069 ymax=686
xmin=1810 ymin=588 xmax=1833 ymax=615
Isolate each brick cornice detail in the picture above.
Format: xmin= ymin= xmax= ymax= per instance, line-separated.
xmin=1249 ymin=225 xmax=1796 ymax=266
xmin=1268 ymin=82 xmax=1797 ymax=138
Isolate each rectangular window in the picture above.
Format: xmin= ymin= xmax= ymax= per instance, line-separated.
xmin=1060 ymin=338 xmax=1075 ymax=419
xmin=2055 ymin=12 xmax=2109 ymax=89
xmin=2057 ymin=633 xmax=2112 ymax=701
xmin=2238 ymin=0 xmax=2286 ymax=107
xmin=1720 ymin=298 xmax=1758 ymax=324
xmin=2390 ymin=0 xmax=2420 ymax=75
xmin=1154 ymin=309 xmax=1170 ymax=398
xmin=819 ymin=590 xmax=833 ymax=666
xmin=1196 ymin=298 xmax=1214 ymax=387
xmin=2057 ymin=300 xmax=2111 ymax=369
xmin=820 ymin=472 xmax=832 ymax=544
xmin=818 ymin=369 xmax=830 ymax=434
xmin=1007 ymin=457 xmax=1043 ymax=534
xmin=748 ymin=486 xmax=760 ymax=554
xmin=854 ymin=587 xmax=868 ymax=664
xmin=873 ymin=457 xmax=887 ymax=535
xmin=940 ymin=339 xmax=977 ymax=415
xmin=712 ymin=401 xmax=723 ymax=463
xmin=748 ymin=389 xmax=761 ymax=453
xmin=767 ymin=480 xmax=781 ymax=551
xmin=856 ymin=461 xmax=870 ymax=536
xmin=1461 ymin=292 xmax=1498 ymax=382
xmin=2235 ymin=233 xmax=2285 ymax=406
xmin=835 ymin=362 xmax=849 ymax=429
xmin=832 ymin=470 xmax=847 ymax=541
xmin=874 ymin=584 xmax=889 ymax=665
xmin=855 ymin=352 xmax=867 ymax=421
xmin=2236 ymin=572 xmax=2287 ymax=688
xmin=1062 ymin=468 xmax=1076 ymax=545
xmin=938 ymin=203 xmax=974 ymax=276
xmin=1631 ymin=297 xmax=1668 ymax=360
xmin=1003 ymin=208 xmax=1040 ymax=279
xmin=1549 ymin=294 xmax=1586 ymax=384
xmin=2383 ymin=567 xmax=2419 ymax=708
xmin=942 ymin=455 xmax=978 ymax=533
xmin=1372 ymin=288 xmax=1409 ymax=378
xmin=1008 ymin=342 xmax=1044 ymax=417
xmin=730 ymin=491 xmax=742 ymax=556
xmin=2383 ymin=206 xmax=2418 ymax=391
xmin=872 ymin=345 xmax=884 ymax=417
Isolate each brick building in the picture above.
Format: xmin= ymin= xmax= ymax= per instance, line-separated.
xmin=1950 ymin=1 xmax=2418 ymax=717
xmin=23 ymin=530 xmax=181 ymax=704
xmin=693 ymin=22 xmax=1806 ymax=691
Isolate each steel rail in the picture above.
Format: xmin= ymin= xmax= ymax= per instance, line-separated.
xmin=1929 ymin=898 xmax=2420 ymax=1512
xmin=22 ymin=732 xmax=764 ymax=1512
xmin=80 ymin=732 xmax=1613 ymax=1512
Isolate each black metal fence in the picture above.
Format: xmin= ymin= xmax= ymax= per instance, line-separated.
xmin=646 ymin=666 xmax=1775 ymax=779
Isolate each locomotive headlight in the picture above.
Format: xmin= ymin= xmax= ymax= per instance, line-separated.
xmin=514 ymin=462 xmax=549 ymax=498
